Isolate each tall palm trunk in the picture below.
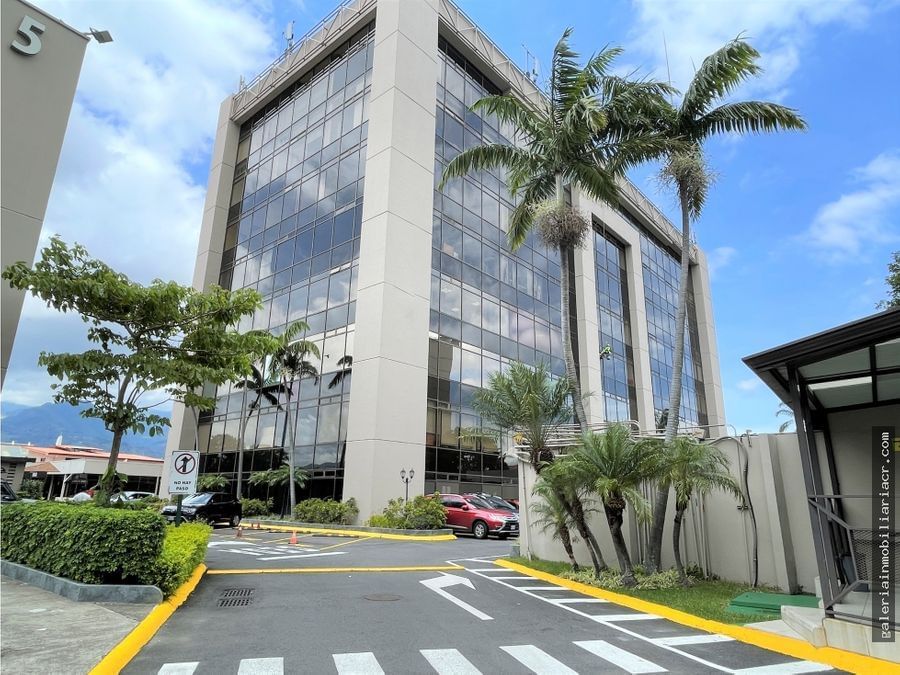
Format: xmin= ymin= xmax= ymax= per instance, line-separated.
xmin=556 ymin=174 xmax=589 ymax=434
xmin=559 ymin=524 xmax=579 ymax=571
xmin=282 ymin=375 xmax=299 ymax=515
xmin=647 ymin=186 xmax=691 ymax=572
xmin=236 ymin=394 xmax=257 ymax=500
xmin=673 ymin=502 xmax=688 ymax=583
xmin=604 ymin=501 xmax=636 ymax=586
xmin=558 ymin=490 xmax=607 ymax=575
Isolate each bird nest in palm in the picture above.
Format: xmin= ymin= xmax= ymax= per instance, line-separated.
xmin=533 ymin=201 xmax=590 ymax=250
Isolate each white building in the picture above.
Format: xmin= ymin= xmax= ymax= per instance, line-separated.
xmin=162 ymin=0 xmax=725 ymax=521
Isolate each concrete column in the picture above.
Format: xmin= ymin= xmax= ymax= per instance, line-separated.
xmin=758 ymin=434 xmax=799 ymax=592
xmin=342 ymin=0 xmax=439 ymax=520
xmin=160 ymin=96 xmax=239 ymax=497
xmin=691 ymin=248 xmax=727 ymax=434
xmin=571 ymin=192 xmax=605 ymax=424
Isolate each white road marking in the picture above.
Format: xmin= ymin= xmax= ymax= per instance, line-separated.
xmin=333 ymin=652 xmax=385 ymax=674
xmin=500 ymin=645 xmax=577 ymax=675
xmin=547 ymin=598 xmax=607 ymax=605
xmin=734 ymin=662 xmax=833 ymax=674
xmin=421 ymin=574 xmax=493 ymax=621
xmin=237 ymin=657 xmax=284 ymax=674
xmin=514 ymin=586 xmax=566 ymax=591
xmin=157 ymin=664 xmax=198 ymax=675
xmin=593 ymin=613 xmax=658 ymax=621
xmin=652 ymin=634 xmax=734 ymax=646
xmin=575 ymin=640 xmax=666 ymax=673
xmin=258 ymin=551 xmax=347 ymax=561
xmin=420 ymin=648 xmax=482 ymax=674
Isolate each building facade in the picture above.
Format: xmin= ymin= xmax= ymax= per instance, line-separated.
xmin=162 ymin=0 xmax=726 ymax=520
xmin=1 ymin=0 xmax=89 ymax=388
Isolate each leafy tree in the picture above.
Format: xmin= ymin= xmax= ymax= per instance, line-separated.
xmin=657 ymin=437 xmax=741 ymax=582
xmin=573 ymin=423 xmax=659 ymax=585
xmin=248 ymin=461 xmax=308 ymax=516
xmin=877 ymin=250 xmax=900 ymax=309
xmin=269 ymin=321 xmax=319 ymax=513
xmin=196 ymin=474 xmax=229 ymax=492
xmin=233 ymin=363 xmax=282 ymax=499
xmin=442 ymin=29 xmax=672 ymax=432
xmin=2 ymin=237 xmax=275 ymax=503
xmin=776 ymin=402 xmax=795 ymax=433
xmin=472 ymin=361 xmax=607 ymax=571
xmin=646 ymin=38 xmax=806 ymax=572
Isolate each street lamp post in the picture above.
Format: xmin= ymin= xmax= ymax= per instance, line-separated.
xmin=400 ymin=468 xmax=414 ymax=502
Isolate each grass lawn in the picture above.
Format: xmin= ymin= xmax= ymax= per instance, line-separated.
xmin=506 ymin=557 xmax=774 ymax=625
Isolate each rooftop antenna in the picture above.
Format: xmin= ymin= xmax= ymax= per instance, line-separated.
xmin=522 ymin=44 xmax=540 ymax=86
xmin=283 ymin=20 xmax=295 ymax=54
xmin=662 ymin=32 xmax=675 ymax=103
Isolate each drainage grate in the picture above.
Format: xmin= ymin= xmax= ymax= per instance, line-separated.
xmin=217 ymin=588 xmax=255 ymax=608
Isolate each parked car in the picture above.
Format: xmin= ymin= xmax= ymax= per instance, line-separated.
xmin=160 ymin=492 xmax=242 ymax=526
xmin=110 ymin=491 xmax=156 ymax=503
xmin=464 ymin=492 xmax=518 ymax=512
xmin=438 ymin=493 xmax=519 ymax=539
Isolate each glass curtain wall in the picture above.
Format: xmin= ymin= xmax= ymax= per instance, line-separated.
xmin=197 ymin=23 xmax=374 ymax=506
xmin=427 ymin=38 xmax=565 ymax=499
xmin=593 ymin=227 xmax=637 ymax=423
xmin=639 ymin=230 xmax=707 ymax=429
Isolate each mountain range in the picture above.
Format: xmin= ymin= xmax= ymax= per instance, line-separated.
xmin=0 ymin=401 xmax=168 ymax=457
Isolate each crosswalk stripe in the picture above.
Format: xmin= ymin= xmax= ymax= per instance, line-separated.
xmin=500 ymin=645 xmax=578 ymax=675
xmin=157 ymin=664 xmax=198 ymax=675
xmin=333 ymin=652 xmax=385 ymax=674
xmin=420 ymin=649 xmax=482 ymax=674
xmin=734 ymin=662 xmax=832 ymax=674
xmin=593 ymin=613 xmax=657 ymax=621
xmin=652 ymin=634 xmax=734 ymax=646
xmin=237 ymin=657 xmax=284 ymax=674
xmin=575 ymin=640 xmax=666 ymax=673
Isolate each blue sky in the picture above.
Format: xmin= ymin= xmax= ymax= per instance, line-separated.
xmin=5 ymin=0 xmax=899 ymax=436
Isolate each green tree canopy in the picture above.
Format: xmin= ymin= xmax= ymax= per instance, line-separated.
xmin=877 ymin=251 xmax=900 ymax=309
xmin=2 ymin=236 xmax=277 ymax=501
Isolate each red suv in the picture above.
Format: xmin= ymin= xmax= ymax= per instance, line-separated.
xmin=438 ymin=493 xmax=519 ymax=540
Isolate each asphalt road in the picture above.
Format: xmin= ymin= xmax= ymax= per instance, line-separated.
xmin=124 ymin=528 xmax=841 ymax=674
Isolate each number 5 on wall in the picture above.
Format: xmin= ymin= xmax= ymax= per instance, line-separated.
xmin=10 ymin=15 xmax=46 ymax=55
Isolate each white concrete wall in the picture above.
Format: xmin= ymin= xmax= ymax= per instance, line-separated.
xmin=342 ymin=0 xmax=439 ymax=520
xmin=1 ymin=0 xmax=88 ymax=388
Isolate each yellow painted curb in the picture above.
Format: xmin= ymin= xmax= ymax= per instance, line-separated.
xmin=207 ymin=564 xmax=462 ymax=575
xmin=89 ymin=563 xmax=207 ymax=675
xmin=245 ymin=521 xmax=456 ymax=542
xmin=496 ymin=559 xmax=899 ymax=675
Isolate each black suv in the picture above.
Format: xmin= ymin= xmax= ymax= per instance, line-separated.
xmin=161 ymin=492 xmax=242 ymax=526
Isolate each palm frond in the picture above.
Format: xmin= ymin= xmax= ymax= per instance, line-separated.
xmin=680 ymin=38 xmax=762 ymax=121
xmin=441 ymin=144 xmax=534 ymax=188
xmin=694 ymin=101 xmax=807 ymax=140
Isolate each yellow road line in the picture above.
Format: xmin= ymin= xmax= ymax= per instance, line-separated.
xmin=89 ymin=563 xmax=207 ymax=675
xmin=495 ymin=559 xmax=900 ymax=675
xmin=244 ymin=522 xmax=456 ymax=542
xmin=207 ymin=564 xmax=462 ymax=575
xmin=314 ymin=536 xmax=374 ymax=552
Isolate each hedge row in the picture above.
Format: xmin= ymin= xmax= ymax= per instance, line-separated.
xmin=0 ymin=502 xmax=211 ymax=598
xmin=367 ymin=494 xmax=447 ymax=530
xmin=142 ymin=523 xmax=211 ymax=597
xmin=1 ymin=502 xmax=164 ymax=585
xmin=292 ymin=498 xmax=358 ymax=524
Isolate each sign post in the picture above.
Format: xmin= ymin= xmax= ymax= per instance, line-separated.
xmin=168 ymin=451 xmax=199 ymax=527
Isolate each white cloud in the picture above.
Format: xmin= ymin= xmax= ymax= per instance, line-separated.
xmin=736 ymin=378 xmax=760 ymax=392
xmin=706 ymin=246 xmax=737 ymax=280
xmin=803 ymin=150 xmax=900 ymax=263
xmin=4 ymin=0 xmax=281 ymax=406
xmin=627 ymin=0 xmax=873 ymax=102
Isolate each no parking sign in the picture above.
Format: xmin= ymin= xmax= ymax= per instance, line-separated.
xmin=168 ymin=450 xmax=199 ymax=494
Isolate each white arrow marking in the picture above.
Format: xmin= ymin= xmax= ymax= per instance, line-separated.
xmin=420 ymin=573 xmax=493 ymax=620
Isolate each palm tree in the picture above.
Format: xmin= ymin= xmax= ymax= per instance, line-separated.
xmin=270 ymin=321 xmax=319 ymax=514
xmin=234 ymin=363 xmax=282 ymax=499
xmin=659 ymin=436 xmax=742 ymax=582
xmin=442 ymin=29 xmax=672 ymax=433
xmin=473 ymin=361 xmax=608 ymax=572
xmin=776 ymin=403 xmax=795 ymax=432
xmin=574 ymin=423 xmax=659 ymax=585
xmin=646 ymin=38 xmax=807 ymax=573
xmin=531 ymin=474 xmax=583 ymax=571
xmin=248 ymin=460 xmax=309 ymax=517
